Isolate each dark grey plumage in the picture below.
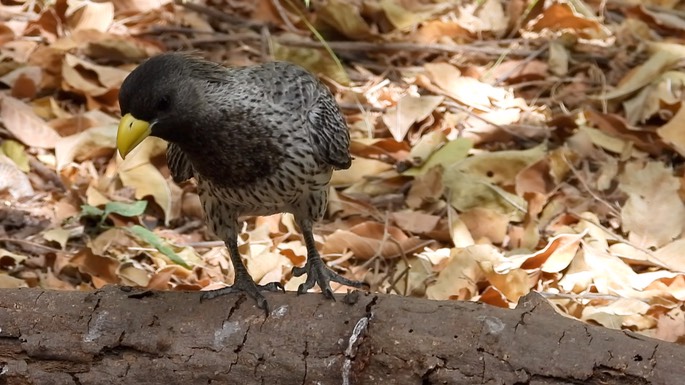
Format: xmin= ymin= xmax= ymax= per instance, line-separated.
xmin=119 ymin=52 xmax=365 ymax=310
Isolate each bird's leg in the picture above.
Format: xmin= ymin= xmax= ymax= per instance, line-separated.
xmin=292 ymin=221 xmax=367 ymax=298
xmin=201 ymin=237 xmax=284 ymax=311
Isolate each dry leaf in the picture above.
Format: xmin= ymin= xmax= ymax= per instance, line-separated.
xmin=0 ymin=94 xmax=61 ymax=148
xmin=382 ymin=95 xmax=443 ymax=142
xmin=619 ymin=161 xmax=685 ymax=248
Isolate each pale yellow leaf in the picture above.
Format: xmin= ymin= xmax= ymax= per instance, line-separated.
xmin=55 ymin=125 xmax=116 ymax=170
xmin=657 ymin=101 xmax=685 ymax=157
xmin=548 ymin=41 xmax=569 ymax=76
xmin=426 ymin=246 xmax=493 ymax=300
xmin=66 ymin=0 xmax=114 ymax=32
xmin=425 ymin=62 xmax=507 ymax=109
xmin=380 ymin=0 xmax=436 ymax=30
xmin=63 ymin=54 xmax=129 ymax=96
xmin=599 ymin=48 xmax=681 ymax=100
xmin=619 ymin=161 xmax=685 ymax=248
xmin=0 ymin=157 xmax=34 ymax=198
xmin=330 ymin=158 xmax=392 ymax=186
xmin=118 ymin=138 xmax=174 ymax=224
xmin=43 ymin=227 xmax=71 ymax=250
xmin=0 ymin=273 xmax=28 ymax=288
xmin=317 ymin=0 xmax=373 ymax=40
xmin=404 ymin=138 xmax=472 ymax=176
xmin=382 ymin=95 xmax=443 ymax=142
xmin=117 ymin=262 xmax=151 ymax=287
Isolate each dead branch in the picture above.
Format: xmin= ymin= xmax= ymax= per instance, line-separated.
xmin=0 ymin=287 xmax=682 ymax=384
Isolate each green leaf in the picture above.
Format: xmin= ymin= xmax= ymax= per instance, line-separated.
xmin=0 ymin=139 xmax=30 ymax=172
xmin=80 ymin=204 xmax=105 ymax=218
xmin=404 ymin=138 xmax=473 ymax=176
xmin=126 ymin=225 xmax=190 ymax=269
xmin=80 ymin=200 xmax=148 ymax=222
xmin=104 ymin=200 xmax=148 ymax=218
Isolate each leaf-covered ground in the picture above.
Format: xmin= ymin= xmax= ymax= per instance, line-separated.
xmin=1 ymin=0 xmax=685 ymax=343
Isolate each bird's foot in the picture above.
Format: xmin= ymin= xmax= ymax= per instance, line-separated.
xmin=201 ymin=276 xmax=284 ymax=312
xmin=292 ymin=258 xmax=367 ymax=299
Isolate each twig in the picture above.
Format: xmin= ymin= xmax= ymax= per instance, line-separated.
xmin=172 ymin=219 xmax=204 ymax=234
xmin=175 ymin=0 xmax=270 ymax=31
xmin=180 ymin=240 xmax=225 ymax=248
xmin=140 ymin=26 xmax=219 ymax=35
xmin=442 ymin=100 xmax=542 ymax=142
xmin=0 ymin=238 xmax=61 ymax=254
xmin=271 ymin=0 xmax=299 ymax=33
xmin=171 ymin=34 xmax=545 ymax=58
xmin=560 ymin=152 xmax=621 ymax=218
xmin=493 ymin=45 xmax=548 ymax=85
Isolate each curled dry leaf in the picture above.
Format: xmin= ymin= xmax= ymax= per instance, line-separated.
xmin=0 ymin=94 xmax=61 ymax=148
xmin=330 ymin=157 xmax=393 ymax=186
xmin=457 ymin=0 xmax=507 ymax=35
xmin=382 ymin=95 xmax=444 ymax=142
xmin=657 ymin=102 xmax=685 ymax=157
xmin=527 ymin=2 xmax=609 ymax=40
xmin=581 ymin=299 xmax=654 ymax=331
xmin=62 ymin=53 xmax=130 ymax=97
xmin=316 ymin=0 xmax=373 ymax=40
xmin=599 ymin=46 xmax=682 ymax=101
xmin=42 ymin=227 xmax=71 ymax=250
xmin=55 ymin=125 xmax=117 ymax=170
xmin=70 ymin=248 xmax=120 ymax=288
xmin=425 ymin=62 xmax=508 ymax=110
xmin=117 ymin=262 xmax=151 ymax=287
xmin=272 ymin=43 xmax=349 ymax=86
xmin=322 ymin=221 xmax=433 ymax=260
xmin=65 ymin=0 xmax=114 ymax=32
xmin=380 ymin=0 xmax=439 ymax=31
xmin=426 ymin=245 xmax=496 ymax=301
xmin=0 ymin=156 xmax=34 ymax=199
xmin=118 ymin=137 xmax=176 ymax=224
xmin=497 ymin=232 xmax=585 ymax=274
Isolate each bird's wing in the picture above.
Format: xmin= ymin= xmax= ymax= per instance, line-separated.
xmin=306 ymin=90 xmax=352 ymax=170
xmin=250 ymin=62 xmax=352 ymax=170
xmin=199 ymin=61 xmax=352 ymax=170
xmin=166 ymin=143 xmax=194 ymax=183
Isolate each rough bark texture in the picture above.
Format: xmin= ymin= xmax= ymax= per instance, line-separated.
xmin=0 ymin=287 xmax=682 ymax=385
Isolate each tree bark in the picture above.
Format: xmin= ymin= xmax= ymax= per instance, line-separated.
xmin=0 ymin=286 xmax=681 ymax=385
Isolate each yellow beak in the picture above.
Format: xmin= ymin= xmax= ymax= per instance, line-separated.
xmin=117 ymin=113 xmax=151 ymax=159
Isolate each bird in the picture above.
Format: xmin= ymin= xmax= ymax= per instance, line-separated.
xmin=116 ymin=52 xmax=366 ymax=310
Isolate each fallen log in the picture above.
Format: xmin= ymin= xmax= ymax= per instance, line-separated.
xmin=0 ymin=286 xmax=681 ymax=384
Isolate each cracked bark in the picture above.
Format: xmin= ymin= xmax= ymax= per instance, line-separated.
xmin=0 ymin=287 xmax=683 ymax=385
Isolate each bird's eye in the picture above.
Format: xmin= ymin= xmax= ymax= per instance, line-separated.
xmin=156 ymin=95 xmax=171 ymax=111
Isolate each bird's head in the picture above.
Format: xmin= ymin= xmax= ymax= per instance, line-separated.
xmin=116 ymin=53 xmax=207 ymax=159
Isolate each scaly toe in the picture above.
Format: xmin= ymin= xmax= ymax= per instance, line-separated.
xmin=260 ymin=282 xmax=285 ymax=293
xmin=292 ymin=266 xmax=307 ymax=277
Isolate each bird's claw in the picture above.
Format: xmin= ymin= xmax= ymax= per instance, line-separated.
xmin=200 ymin=277 xmax=284 ymax=313
xmin=292 ymin=258 xmax=366 ymax=299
